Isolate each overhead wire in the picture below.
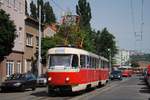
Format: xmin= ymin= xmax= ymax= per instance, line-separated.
xmin=140 ymin=0 xmax=144 ymax=52
xmin=130 ymin=0 xmax=144 ymax=52
xmin=50 ymin=0 xmax=65 ymax=12
xmin=130 ymin=0 xmax=136 ymax=37
xmin=140 ymin=0 xmax=144 ymax=41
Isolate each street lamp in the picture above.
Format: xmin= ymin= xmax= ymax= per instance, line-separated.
xmin=108 ymin=49 xmax=112 ymax=73
xmin=38 ymin=5 xmax=42 ymax=77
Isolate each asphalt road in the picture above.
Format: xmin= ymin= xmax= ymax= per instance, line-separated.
xmin=0 ymin=75 xmax=149 ymax=100
xmin=71 ymin=75 xmax=150 ymax=100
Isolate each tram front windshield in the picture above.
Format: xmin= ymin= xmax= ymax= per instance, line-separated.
xmin=49 ymin=54 xmax=78 ymax=69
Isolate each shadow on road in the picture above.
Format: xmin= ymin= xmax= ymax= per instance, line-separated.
xmin=30 ymin=90 xmax=83 ymax=97
xmin=138 ymin=76 xmax=150 ymax=94
xmin=0 ymin=89 xmax=31 ymax=93
xmin=31 ymin=87 xmax=96 ymax=98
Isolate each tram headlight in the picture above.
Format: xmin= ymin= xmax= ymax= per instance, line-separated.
xmin=66 ymin=77 xmax=70 ymax=82
xmin=48 ymin=77 xmax=52 ymax=81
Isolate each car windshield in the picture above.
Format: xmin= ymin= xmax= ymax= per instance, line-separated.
xmin=7 ymin=74 xmax=26 ymax=80
xmin=49 ymin=54 xmax=72 ymax=68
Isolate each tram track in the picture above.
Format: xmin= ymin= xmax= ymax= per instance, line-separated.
xmin=0 ymin=77 xmax=130 ymax=100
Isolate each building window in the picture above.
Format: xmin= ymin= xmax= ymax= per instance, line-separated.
xmin=16 ymin=62 xmax=21 ymax=73
xmin=26 ymin=33 xmax=33 ymax=46
xmin=26 ymin=60 xmax=31 ymax=72
xmin=6 ymin=61 xmax=14 ymax=77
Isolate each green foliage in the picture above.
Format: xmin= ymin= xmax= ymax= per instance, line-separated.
xmin=94 ymin=28 xmax=117 ymax=59
xmin=0 ymin=10 xmax=16 ymax=61
xmin=41 ymin=37 xmax=54 ymax=64
xmin=76 ymin=0 xmax=92 ymax=30
xmin=130 ymin=54 xmax=150 ymax=62
xmin=30 ymin=1 xmax=37 ymax=19
xmin=131 ymin=62 xmax=140 ymax=68
xmin=44 ymin=2 xmax=56 ymax=24
xmin=75 ymin=0 xmax=95 ymax=52
xmin=41 ymin=35 xmax=63 ymax=64
xmin=41 ymin=0 xmax=118 ymax=63
xmin=83 ymin=30 xmax=96 ymax=52
xmin=30 ymin=0 xmax=56 ymax=25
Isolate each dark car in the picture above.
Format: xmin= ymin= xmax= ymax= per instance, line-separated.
xmin=1 ymin=72 xmax=36 ymax=92
xmin=110 ymin=70 xmax=122 ymax=80
xmin=36 ymin=74 xmax=47 ymax=87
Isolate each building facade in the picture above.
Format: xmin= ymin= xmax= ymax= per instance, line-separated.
xmin=24 ymin=16 xmax=39 ymax=75
xmin=0 ymin=0 xmax=25 ymax=83
xmin=114 ymin=49 xmax=130 ymax=67
xmin=43 ymin=24 xmax=57 ymax=38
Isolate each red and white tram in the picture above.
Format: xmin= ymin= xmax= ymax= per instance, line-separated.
xmin=47 ymin=47 xmax=109 ymax=93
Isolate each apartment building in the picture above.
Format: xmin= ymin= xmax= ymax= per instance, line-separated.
xmin=114 ymin=49 xmax=130 ymax=67
xmin=43 ymin=24 xmax=57 ymax=38
xmin=0 ymin=0 xmax=25 ymax=82
xmin=24 ymin=16 xmax=39 ymax=75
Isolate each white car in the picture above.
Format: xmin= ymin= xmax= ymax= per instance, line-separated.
xmin=36 ymin=74 xmax=47 ymax=87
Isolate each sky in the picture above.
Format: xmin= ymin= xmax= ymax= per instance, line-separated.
xmin=28 ymin=0 xmax=150 ymax=53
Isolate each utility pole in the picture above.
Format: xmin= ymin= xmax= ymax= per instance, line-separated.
xmin=108 ymin=49 xmax=112 ymax=73
xmin=38 ymin=5 xmax=42 ymax=77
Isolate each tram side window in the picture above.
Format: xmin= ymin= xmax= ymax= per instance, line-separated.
xmin=106 ymin=62 xmax=109 ymax=68
xmin=92 ymin=58 xmax=95 ymax=68
xmin=94 ymin=58 xmax=97 ymax=68
xmin=72 ymin=55 xmax=78 ymax=68
xmin=86 ymin=56 xmax=90 ymax=68
xmin=104 ymin=61 xmax=106 ymax=68
xmin=80 ymin=55 xmax=86 ymax=68
xmin=101 ymin=61 xmax=104 ymax=68
xmin=90 ymin=57 xmax=93 ymax=68
xmin=99 ymin=59 xmax=101 ymax=68
xmin=104 ymin=61 xmax=108 ymax=68
xmin=96 ymin=59 xmax=99 ymax=68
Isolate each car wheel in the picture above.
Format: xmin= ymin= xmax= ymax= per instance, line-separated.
xmin=1 ymin=88 xmax=5 ymax=93
xmin=21 ymin=85 xmax=25 ymax=92
xmin=32 ymin=86 xmax=36 ymax=91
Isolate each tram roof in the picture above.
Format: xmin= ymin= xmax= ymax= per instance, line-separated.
xmin=48 ymin=47 xmax=108 ymax=61
xmin=48 ymin=47 xmax=98 ymax=57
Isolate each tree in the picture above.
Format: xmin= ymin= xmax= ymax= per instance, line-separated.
xmin=76 ymin=0 xmax=92 ymax=30
xmin=94 ymin=28 xmax=117 ymax=59
xmin=44 ymin=2 xmax=56 ymax=24
xmin=131 ymin=62 xmax=140 ymax=68
xmin=76 ymin=0 xmax=95 ymax=52
xmin=0 ymin=10 xmax=16 ymax=61
xmin=41 ymin=36 xmax=63 ymax=64
xmin=30 ymin=1 xmax=37 ymax=19
xmin=25 ymin=0 xmax=28 ymax=15
xmin=83 ymin=30 xmax=96 ymax=52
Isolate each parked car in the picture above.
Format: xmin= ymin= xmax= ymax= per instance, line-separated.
xmin=146 ymin=65 xmax=150 ymax=87
xmin=110 ymin=70 xmax=122 ymax=80
xmin=1 ymin=72 xmax=37 ymax=92
xmin=143 ymin=68 xmax=147 ymax=81
xmin=36 ymin=74 xmax=47 ymax=87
